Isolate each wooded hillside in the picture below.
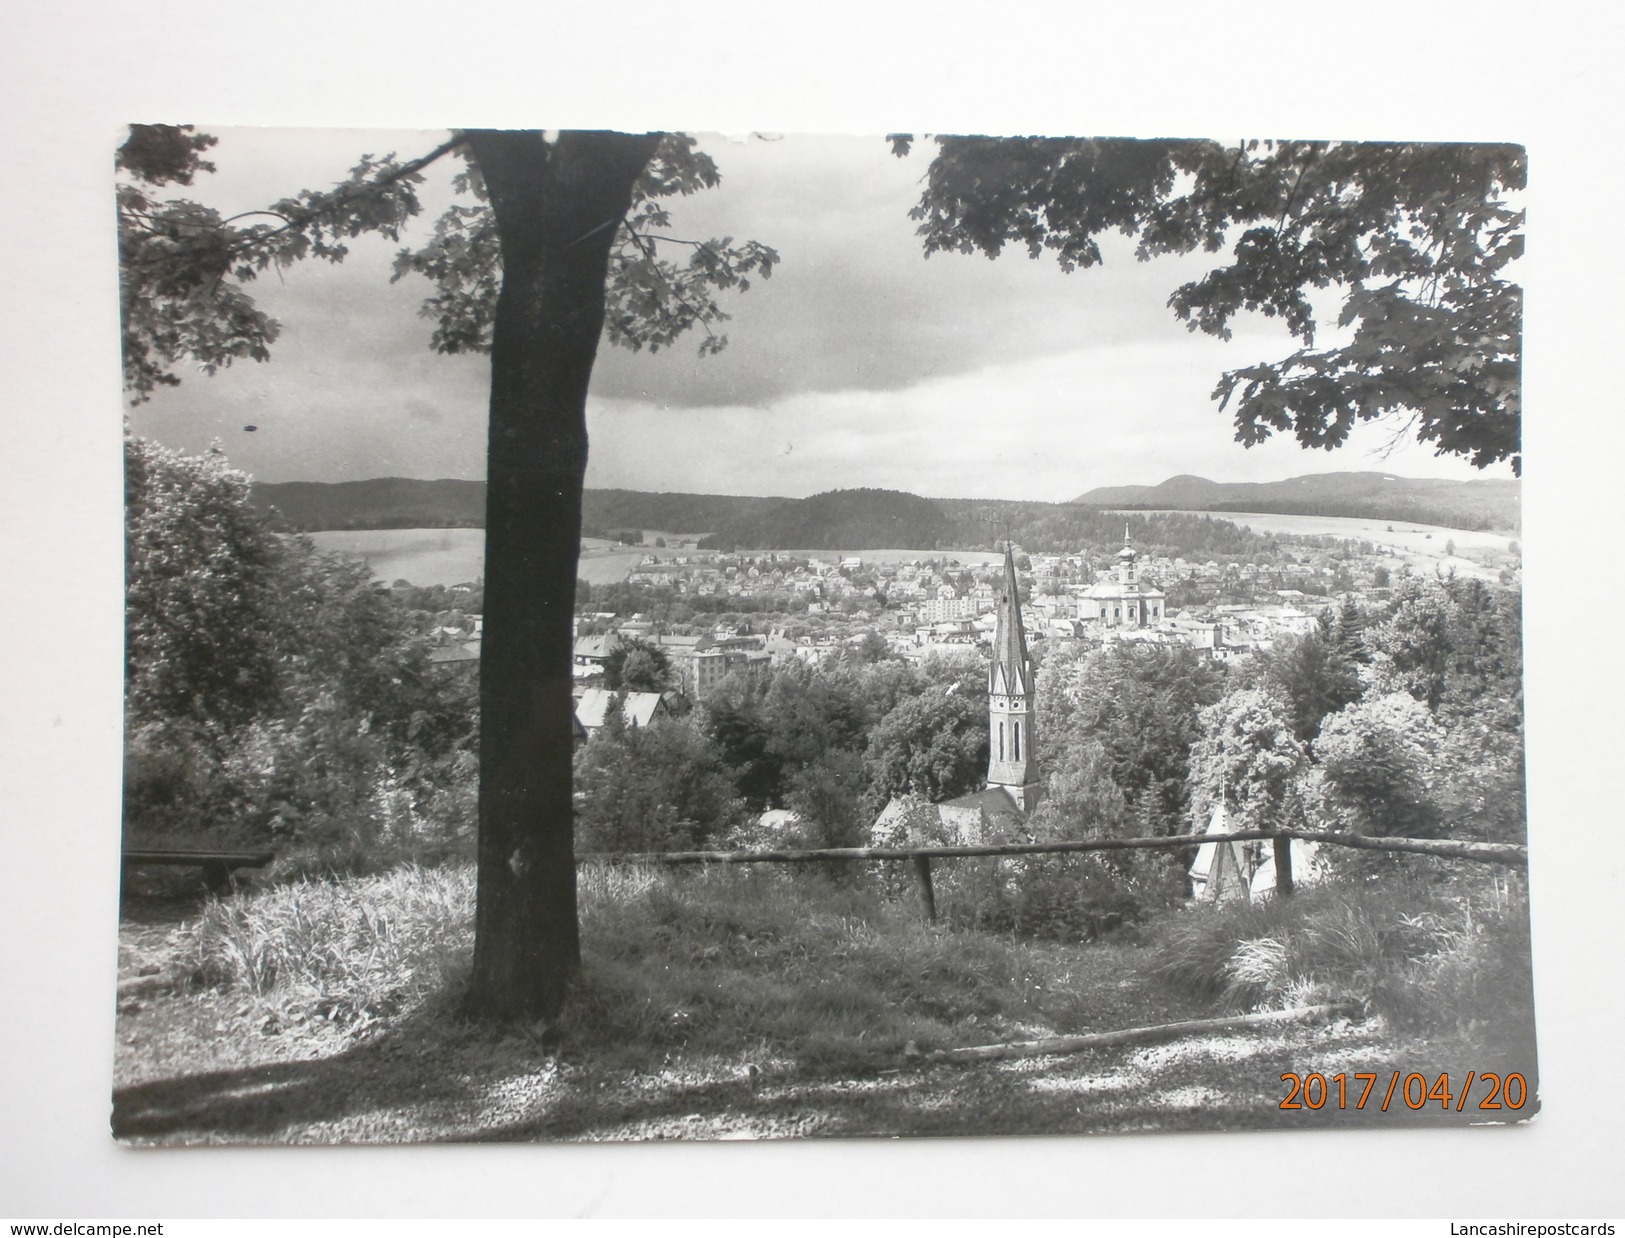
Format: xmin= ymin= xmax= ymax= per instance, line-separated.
xmin=1072 ymin=472 xmax=1519 ymax=532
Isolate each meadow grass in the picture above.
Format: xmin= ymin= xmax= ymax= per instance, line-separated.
xmin=181 ymin=859 xmax=1177 ymax=1070
xmin=179 ymin=857 xmax=1534 ymax=1075
xmin=565 ymin=862 xmax=1126 ymax=1072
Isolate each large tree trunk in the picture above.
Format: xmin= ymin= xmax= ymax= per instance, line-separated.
xmin=463 ymin=130 xmax=660 ymax=1022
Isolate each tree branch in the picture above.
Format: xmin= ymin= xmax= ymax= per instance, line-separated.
xmin=121 ymin=133 xmax=470 ymax=271
xmin=620 ymin=215 xmax=721 ymax=344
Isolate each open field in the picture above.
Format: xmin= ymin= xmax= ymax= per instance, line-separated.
xmin=308 ymin=529 xmax=649 ymax=588
xmin=307 ymin=531 xmax=1009 ymax=588
xmin=576 ymin=548 xmax=653 ymax=585
xmin=1113 ymin=510 xmax=1517 ymax=581
xmin=316 ymin=515 xmax=1517 ymax=592
xmin=309 ymin=528 xmax=485 ymax=586
xmin=773 ymin=548 xmax=1008 ymax=567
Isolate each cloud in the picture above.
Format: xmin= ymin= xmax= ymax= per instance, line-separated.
xmin=586 ymin=335 xmax=1485 ymax=503
xmin=127 ymin=128 xmax=1502 ymax=493
xmin=587 ymin=133 xmax=1221 ymax=409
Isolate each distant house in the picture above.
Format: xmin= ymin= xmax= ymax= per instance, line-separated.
xmin=672 ymin=646 xmax=759 ymax=698
xmin=872 ymin=786 xmax=1029 ymax=848
xmin=426 ymin=639 xmax=480 ymax=672
xmin=655 ymin=633 xmax=707 ymax=656
xmin=573 ymin=633 xmax=621 ymax=670
xmin=573 ymin=688 xmax=672 ymax=738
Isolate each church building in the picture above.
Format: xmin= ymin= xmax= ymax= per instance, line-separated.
xmin=1080 ymin=527 xmax=1166 ymax=629
xmin=986 ymin=544 xmax=1040 ymax=812
xmin=871 ymin=544 xmax=1038 ymax=844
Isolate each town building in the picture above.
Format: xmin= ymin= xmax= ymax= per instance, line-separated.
xmin=1079 ymin=528 xmax=1167 ymax=629
xmin=572 ymin=687 xmax=672 ymax=738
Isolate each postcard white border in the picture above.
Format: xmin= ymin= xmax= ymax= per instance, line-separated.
xmin=1 ymin=0 xmax=1620 ymax=1218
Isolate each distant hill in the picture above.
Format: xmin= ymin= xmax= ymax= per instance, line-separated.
xmin=1071 ymin=472 xmax=1520 ymax=532
xmin=699 ymin=488 xmax=956 ymax=551
xmin=252 ymin=479 xmax=789 ymax=534
xmin=580 ymin=489 xmax=786 ymax=536
xmin=252 ymin=478 xmax=486 ymax=530
xmin=253 ymin=470 xmax=1518 ymax=545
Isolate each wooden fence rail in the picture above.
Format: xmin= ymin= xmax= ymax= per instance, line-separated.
xmin=578 ymin=826 xmax=1526 ymax=923
xmin=578 ymin=828 xmax=1527 ymax=868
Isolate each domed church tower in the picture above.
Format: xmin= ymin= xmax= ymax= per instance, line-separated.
xmin=1080 ymin=524 xmax=1167 ymax=629
xmin=987 ymin=545 xmax=1039 ymax=813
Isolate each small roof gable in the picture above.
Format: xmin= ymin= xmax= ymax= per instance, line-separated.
xmin=573 ymin=634 xmax=622 ymax=660
xmin=621 ymin=691 xmax=667 ymax=729
xmin=574 ymin=687 xmax=667 ymax=731
xmin=574 ymin=687 xmax=617 ymax=730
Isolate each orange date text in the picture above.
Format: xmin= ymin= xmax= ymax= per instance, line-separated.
xmin=1279 ymin=1070 xmax=1528 ymax=1112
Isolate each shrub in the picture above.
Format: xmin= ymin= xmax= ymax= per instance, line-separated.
xmin=921 ymin=853 xmax=1152 ymax=943
xmin=574 ymin=717 xmax=746 ymax=853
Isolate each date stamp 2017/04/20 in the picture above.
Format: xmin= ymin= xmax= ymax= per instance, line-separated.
xmin=1280 ymin=1071 xmax=1531 ymax=1112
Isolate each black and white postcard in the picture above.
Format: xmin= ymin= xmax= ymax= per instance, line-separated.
xmin=111 ymin=127 xmax=1540 ymax=1148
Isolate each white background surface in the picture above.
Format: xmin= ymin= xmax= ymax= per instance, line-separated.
xmin=1 ymin=0 xmax=1619 ymax=1218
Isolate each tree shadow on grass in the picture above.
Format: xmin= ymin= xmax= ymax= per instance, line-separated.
xmin=114 ymin=986 xmax=1540 ymax=1144
xmin=113 ymin=997 xmax=542 ymax=1144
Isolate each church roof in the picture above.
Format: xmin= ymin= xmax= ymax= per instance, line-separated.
xmin=990 ymin=545 xmax=1032 ymax=697
xmin=940 ymin=785 xmax=1028 ymax=831
xmin=873 ymin=786 xmax=1028 ymax=845
xmin=1082 ymin=579 xmax=1167 ymax=600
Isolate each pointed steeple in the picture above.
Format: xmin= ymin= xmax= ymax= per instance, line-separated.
xmin=990 ymin=543 xmax=1031 ymax=697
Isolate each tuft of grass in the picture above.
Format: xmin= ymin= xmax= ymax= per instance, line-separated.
xmin=1147 ymin=873 xmax=1536 ymax=1045
xmin=187 ymin=863 xmax=474 ymax=1029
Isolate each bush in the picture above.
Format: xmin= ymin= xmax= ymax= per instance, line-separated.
xmin=919 ymin=853 xmax=1159 ymax=943
xmin=575 ymin=717 xmax=745 ymax=853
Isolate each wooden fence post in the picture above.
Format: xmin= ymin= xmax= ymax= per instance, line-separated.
xmin=912 ymin=855 xmax=937 ymax=923
xmin=1273 ymin=834 xmax=1294 ymax=897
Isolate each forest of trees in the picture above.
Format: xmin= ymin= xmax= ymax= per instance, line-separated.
xmin=698 ymin=489 xmax=956 ymax=551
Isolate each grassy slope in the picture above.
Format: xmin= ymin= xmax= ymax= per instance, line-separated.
xmin=112 ymin=865 xmax=1538 ymax=1145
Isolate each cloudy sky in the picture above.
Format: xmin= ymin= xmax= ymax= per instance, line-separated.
xmin=129 ymin=128 xmax=1497 ymax=502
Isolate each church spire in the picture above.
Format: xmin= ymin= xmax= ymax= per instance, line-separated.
xmin=987 ymin=543 xmax=1038 ymax=813
xmin=991 ymin=543 xmax=1030 ymax=697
